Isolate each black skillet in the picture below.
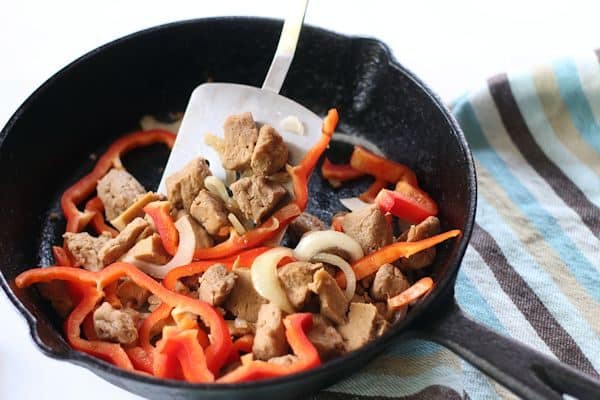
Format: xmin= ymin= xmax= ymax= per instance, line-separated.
xmin=1 ymin=17 xmax=599 ymax=400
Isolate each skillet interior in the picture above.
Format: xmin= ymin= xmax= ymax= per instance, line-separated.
xmin=0 ymin=17 xmax=475 ymax=399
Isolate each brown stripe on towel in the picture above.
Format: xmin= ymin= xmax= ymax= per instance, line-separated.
xmin=487 ymin=73 xmax=600 ymax=238
xmin=471 ymin=223 xmax=598 ymax=377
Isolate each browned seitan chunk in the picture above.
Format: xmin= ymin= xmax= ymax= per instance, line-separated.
xmin=97 ymin=169 xmax=146 ymax=220
xmin=308 ymin=268 xmax=349 ymax=325
xmin=338 ymin=302 xmax=389 ymax=351
xmin=278 ymin=261 xmax=322 ymax=309
xmin=128 ymin=233 xmax=170 ymax=265
xmin=176 ymin=210 xmax=215 ymax=249
xmin=99 ymin=217 xmax=148 ymax=265
xmin=222 ymin=112 xmax=259 ymax=171
xmin=288 ymin=212 xmax=327 ymax=243
xmin=252 ymin=303 xmax=289 ymax=361
xmin=307 ymin=314 xmax=345 ymax=360
xmin=93 ymin=302 xmax=140 ymax=345
xmin=63 ymin=231 xmax=112 ymax=271
xmin=250 ymin=124 xmax=288 ymax=176
xmin=197 ymin=264 xmax=237 ymax=306
xmin=116 ymin=279 xmax=151 ymax=309
xmin=190 ymin=189 xmax=230 ymax=236
xmin=398 ymin=216 xmax=440 ymax=270
xmin=342 ymin=205 xmax=393 ymax=254
xmin=369 ymin=263 xmax=410 ymax=301
xmin=165 ymin=157 xmax=211 ymax=211
xmin=223 ymin=267 xmax=267 ymax=322
xmin=230 ymin=176 xmax=287 ymax=224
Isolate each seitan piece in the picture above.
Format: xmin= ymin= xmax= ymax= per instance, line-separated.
xmin=97 ymin=169 xmax=146 ymax=220
xmin=223 ymin=267 xmax=267 ymax=322
xmin=308 ymin=268 xmax=349 ymax=325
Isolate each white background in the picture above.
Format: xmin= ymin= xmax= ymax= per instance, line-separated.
xmin=1 ymin=1 xmax=599 ymax=399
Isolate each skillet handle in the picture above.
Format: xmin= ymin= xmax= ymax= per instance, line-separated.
xmin=415 ymin=301 xmax=600 ymax=400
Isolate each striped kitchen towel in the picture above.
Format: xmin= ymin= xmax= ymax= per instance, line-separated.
xmin=317 ymin=50 xmax=600 ymax=399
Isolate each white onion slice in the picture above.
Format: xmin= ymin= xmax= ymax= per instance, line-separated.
xmin=250 ymin=247 xmax=295 ymax=313
xmin=311 ymin=252 xmax=356 ymax=301
xmin=228 ymin=213 xmax=247 ymax=235
xmin=293 ymin=230 xmax=364 ymax=262
xmin=204 ymin=176 xmax=232 ymax=205
xmin=121 ymin=216 xmax=196 ymax=279
xmin=204 ymin=132 xmax=225 ymax=155
xmin=339 ymin=197 xmax=371 ymax=212
xmin=280 ymin=115 xmax=305 ymax=135
xmin=140 ymin=115 xmax=182 ymax=134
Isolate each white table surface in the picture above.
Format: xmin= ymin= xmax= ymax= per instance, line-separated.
xmin=1 ymin=1 xmax=599 ymax=399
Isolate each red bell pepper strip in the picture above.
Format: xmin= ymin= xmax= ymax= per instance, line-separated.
xmin=103 ymin=280 xmax=122 ymax=308
xmin=218 ymin=313 xmax=320 ymax=383
xmin=61 ymin=129 xmax=175 ymax=233
xmin=350 ymin=145 xmax=414 ymax=184
xmin=143 ymin=201 xmax=178 ymax=256
xmin=139 ymin=303 xmax=172 ymax=356
xmin=336 ymin=229 xmax=461 ymax=287
xmin=288 ymin=109 xmax=338 ymax=211
xmin=375 ymin=185 xmax=438 ymax=224
xmin=358 ymin=179 xmax=387 ymax=203
xmin=52 ymin=245 xmax=73 ymax=267
xmin=85 ymin=197 xmax=119 ymax=237
xmin=193 ymin=203 xmax=300 ymax=260
xmin=154 ymin=326 xmax=214 ymax=383
xmin=65 ymin=284 xmax=135 ymax=370
xmin=233 ymin=334 xmax=254 ymax=354
xmin=387 ymin=277 xmax=434 ymax=310
xmin=16 ymin=262 xmax=232 ymax=375
xmin=321 ymin=158 xmax=365 ymax=182
xmin=126 ymin=346 xmax=154 ymax=374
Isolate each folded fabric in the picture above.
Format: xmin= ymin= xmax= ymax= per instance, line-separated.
xmin=318 ymin=50 xmax=600 ymax=399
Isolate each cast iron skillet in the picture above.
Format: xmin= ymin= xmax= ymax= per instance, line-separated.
xmin=1 ymin=17 xmax=599 ymax=400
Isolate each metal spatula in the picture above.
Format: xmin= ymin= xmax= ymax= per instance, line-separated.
xmin=157 ymin=0 xmax=320 ymax=193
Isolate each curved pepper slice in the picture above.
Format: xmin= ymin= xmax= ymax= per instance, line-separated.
xmin=218 ymin=313 xmax=320 ymax=383
xmin=154 ymin=326 xmax=214 ymax=383
xmin=16 ymin=262 xmax=232 ymax=375
xmin=52 ymin=246 xmax=73 ymax=267
xmin=335 ymin=229 xmax=461 ymax=287
xmin=65 ymin=284 xmax=135 ymax=370
xmin=61 ymin=129 xmax=175 ymax=233
xmin=349 ymin=145 xmax=414 ymax=184
xmin=321 ymin=158 xmax=365 ymax=182
xmin=358 ymin=179 xmax=387 ymax=203
xmin=387 ymin=277 xmax=434 ymax=310
xmin=193 ymin=204 xmax=300 ymax=260
xmin=288 ymin=109 xmax=338 ymax=211
xmin=143 ymin=201 xmax=178 ymax=256
xmin=84 ymin=197 xmax=119 ymax=237
xmin=375 ymin=186 xmax=438 ymax=224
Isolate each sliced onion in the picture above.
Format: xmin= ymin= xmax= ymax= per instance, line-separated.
xmin=293 ymin=230 xmax=364 ymax=262
xmin=280 ymin=115 xmax=305 ymax=135
xmin=204 ymin=132 xmax=225 ymax=155
xmin=250 ymin=247 xmax=295 ymax=313
xmin=228 ymin=213 xmax=247 ymax=235
xmin=140 ymin=115 xmax=182 ymax=134
xmin=340 ymin=197 xmax=371 ymax=212
xmin=311 ymin=252 xmax=356 ymax=301
xmin=120 ymin=216 xmax=196 ymax=279
xmin=205 ymin=176 xmax=233 ymax=205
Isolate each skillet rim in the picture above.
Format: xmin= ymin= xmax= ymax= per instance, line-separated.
xmin=0 ymin=16 xmax=477 ymax=392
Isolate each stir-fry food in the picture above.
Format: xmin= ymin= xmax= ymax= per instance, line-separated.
xmin=16 ymin=109 xmax=460 ymax=383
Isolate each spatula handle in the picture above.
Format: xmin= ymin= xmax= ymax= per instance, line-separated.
xmin=262 ymin=0 xmax=309 ymax=93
